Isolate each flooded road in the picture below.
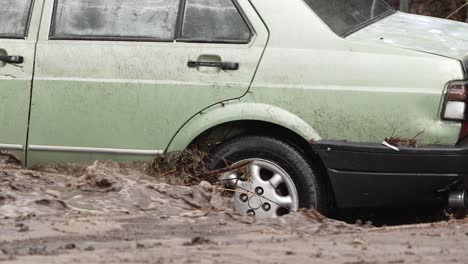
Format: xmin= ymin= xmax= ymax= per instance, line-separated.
xmin=0 ymin=158 xmax=467 ymax=263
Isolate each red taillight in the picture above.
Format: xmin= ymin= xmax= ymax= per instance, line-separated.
xmin=444 ymin=81 xmax=468 ymax=141
xmin=459 ymin=122 xmax=468 ymax=142
xmin=443 ymin=81 xmax=468 ymax=121
xmin=447 ymin=82 xmax=468 ymax=101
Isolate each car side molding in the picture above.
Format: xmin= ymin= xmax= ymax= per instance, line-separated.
xmin=0 ymin=144 xmax=24 ymax=150
xmin=28 ymin=145 xmax=163 ymax=155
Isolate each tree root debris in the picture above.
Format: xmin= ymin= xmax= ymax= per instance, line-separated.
xmin=384 ymin=131 xmax=424 ymax=148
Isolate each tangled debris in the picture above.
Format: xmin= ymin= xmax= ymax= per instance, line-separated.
xmin=149 ymin=149 xmax=211 ymax=185
xmin=149 ymin=149 xmax=251 ymax=186
xmin=384 ymin=130 xmax=424 ymax=148
xmin=384 ymin=137 xmax=418 ymax=148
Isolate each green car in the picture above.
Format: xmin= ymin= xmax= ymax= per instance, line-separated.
xmin=1 ymin=0 xmax=467 ymax=217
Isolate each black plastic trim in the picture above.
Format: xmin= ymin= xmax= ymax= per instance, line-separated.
xmin=316 ymin=140 xmax=468 ymax=173
xmin=24 ymin=0 xmax=36 ymax=38
xmin=314 ymin=140 xmax=468 ymax=208
xmin=327 ymin=169 xmax=464 ymax=208
xmin=462 ymin=55 xmax=468 ymax=79
xmin=176 ymin=38 xmax=251 ymax=44
xmin=48 ymin=35 xmax=174 ymax=43
xmin=175 ymin=0 xmax=187 ymax=40
xmin=0 ymin=34 xmax=25 ymax=40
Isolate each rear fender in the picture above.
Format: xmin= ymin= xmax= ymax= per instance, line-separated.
xmin=166 ymin=102 xmax=320 ymax=152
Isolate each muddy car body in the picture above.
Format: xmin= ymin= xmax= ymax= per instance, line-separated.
xmin=1 ymin=0 xmax=467 ymax=216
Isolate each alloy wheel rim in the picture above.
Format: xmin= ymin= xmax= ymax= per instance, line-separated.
xmin=220 ymin=159 xmax=299 ymax=219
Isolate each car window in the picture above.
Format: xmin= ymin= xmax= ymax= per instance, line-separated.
xmin=0 ymin=0 xmax=33 ymax=38
xmin=51 ymin=0 xmax=180 ymax=40
xmin=180 ymin=0 xmax=251 ymax=43
xmin=304 ymin=0 xmax=394 ymax=36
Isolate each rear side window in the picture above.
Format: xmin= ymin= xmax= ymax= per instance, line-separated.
xmin=304 ymin=0 xmax=394 ymax=36
xmin=180 ymin=0 xmax=252 ymax=43
xmin=0 ymin=0 xmax=33 ymax=38
xmin=51 ymin=0 xmax=180 ymax=40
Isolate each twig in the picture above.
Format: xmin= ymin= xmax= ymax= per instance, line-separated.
xmin=446 ymin=2 xmax=468 ymax=19
xmin=214 ymin=186 xmax=248 ymax=194
xmin=160 ymin=169 xmax=177 ymax=176
xmin=368 ymin=222 xmax=445 ymax=232
xmin=194 ymin=160 xmax=252 ymax=179
xmin=412 ymin=130 xmax=425 ymax=140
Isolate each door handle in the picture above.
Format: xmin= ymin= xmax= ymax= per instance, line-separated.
xmin=187 ymin=60 xmax=239 ymax=71
xmin=0 ymin=55 xmax=24 ymax=64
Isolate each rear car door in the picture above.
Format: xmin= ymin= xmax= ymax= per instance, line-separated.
xmin=28 ymin=0 xmax=267 ymax=165
xmin=0 ymin=0 xmax=41 ymax=162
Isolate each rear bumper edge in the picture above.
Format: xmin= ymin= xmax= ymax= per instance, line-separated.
xmin=315 ymin=141 xmax=468 ymax=208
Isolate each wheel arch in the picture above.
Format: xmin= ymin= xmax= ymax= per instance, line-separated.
xmin=165 ymin=102 xmax=335 ymax=207
xmin=166 ymin=102 xmax=321 ymax=152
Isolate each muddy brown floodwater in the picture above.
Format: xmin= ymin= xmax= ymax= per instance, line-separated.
xmin=0 ymin=157 xmax=467 ymax=264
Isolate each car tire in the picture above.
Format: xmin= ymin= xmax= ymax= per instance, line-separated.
xmin=207 ymin=135 xmax=329 ymax=216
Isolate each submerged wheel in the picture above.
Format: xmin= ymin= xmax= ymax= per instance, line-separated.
xmin=207 ymin=136 xmax=328 ymax=218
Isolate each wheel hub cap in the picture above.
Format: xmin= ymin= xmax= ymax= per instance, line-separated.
xmin=220 ymin=159 xmax=299 ymax=219
xmin=248 ymin=196 xmax=262 ymax=209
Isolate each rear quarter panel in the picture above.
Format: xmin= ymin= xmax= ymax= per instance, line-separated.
xmin=245 ymin=0 xmax=464 ymax=146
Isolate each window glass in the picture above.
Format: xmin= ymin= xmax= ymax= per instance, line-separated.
xmin=0 ymin=0 xmax=32 ymax=37
xmin=304 ymin=0 xmax=394 ymax=36
xmin=181 ymin=0 xmax=251 ymax=43
xmin=52 ymin=0 xmax=180 ymax=40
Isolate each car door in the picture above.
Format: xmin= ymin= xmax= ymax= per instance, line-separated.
xmin=27 ymin=0 xmax=268 ymax=165
xmin=0 ymin=0 xmax=42 ymax=163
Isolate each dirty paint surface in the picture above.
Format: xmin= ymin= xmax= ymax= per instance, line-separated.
xmin=0 ymin=0 xmax=42 ymax=163
xmin=0 ymin=42 xmax=32 ymax=148
xmin=350 ymin=12 xmax=468 ymax=60
xmin=170 ymin=0 xmax=464 ymax=151
xmin=26 ymin=0 xmax=267 ymax=165
xmin=1 ymin=0 xmax=467 ymax=165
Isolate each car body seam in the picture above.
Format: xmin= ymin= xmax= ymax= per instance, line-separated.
xmin=164 ymin=0 xmax=271 ymax=153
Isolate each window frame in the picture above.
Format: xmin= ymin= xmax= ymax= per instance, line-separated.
xmin=48 ymin=0 xmax=180 ymax=42
xmin=0 ymin=0 xmax=35 ymax=39
xmin=48 ymin=0 xmax=254 ymax=44
xmin=174 ymin=0 xmax=254 ymax=44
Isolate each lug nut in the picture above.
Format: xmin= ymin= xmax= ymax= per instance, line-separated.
xmin=240 ymin=193 xmax=248 ymax=203
xmin=246 ymin=210 xmax=255 ymax=216
xmin=262 ymin=203 xmax=271 ymax=211
xmin=255 ymin=187 xmax=264 ymax=195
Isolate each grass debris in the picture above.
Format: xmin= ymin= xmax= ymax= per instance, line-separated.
xmin=149 ymin=150 xmax=252 ymax=186
xmin=384 ymin=131 xmax=424 ymax=148
xmin=149 ymin=149 xmax=211 ymax=185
